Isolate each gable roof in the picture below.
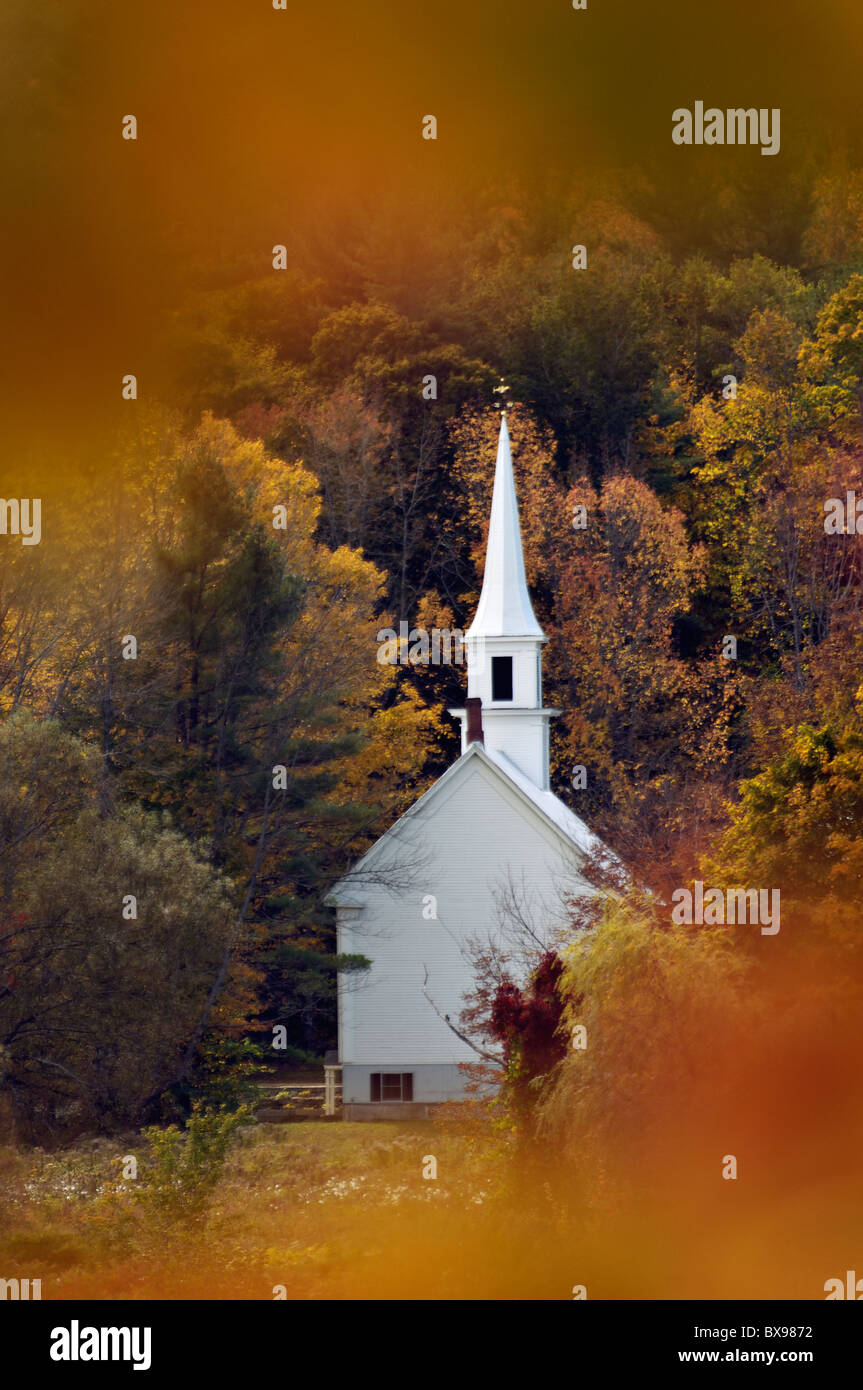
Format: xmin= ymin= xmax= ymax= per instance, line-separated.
xmin=481 ymin=745 xmax=600 ymax=856
xmin=328 ymin=740 xmax=606 ymax=905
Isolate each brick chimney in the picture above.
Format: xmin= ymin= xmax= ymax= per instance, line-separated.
xmin=466 ymin=696 xmax=484 ymax=746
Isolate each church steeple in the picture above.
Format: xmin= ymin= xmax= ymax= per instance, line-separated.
xmin=468 ymin=414 xmax=544 ymax=641
xmin=450 ymin=414 xmax=559 ymax=791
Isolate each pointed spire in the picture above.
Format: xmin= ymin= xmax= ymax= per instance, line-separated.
xmin=466 ymin=415 xmax=544 ymax=639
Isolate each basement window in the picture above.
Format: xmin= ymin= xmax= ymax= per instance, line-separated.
xmin=491 ymin=655 xmax=513 ymax=701
xmin=370 ymin=1073 xmax=414 ymax=1102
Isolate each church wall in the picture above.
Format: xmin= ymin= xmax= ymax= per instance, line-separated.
xmin=337 ymin=756 xmax=585 ymax=1083
xmin=342 ymin=1063 xmax=470 ymax=1109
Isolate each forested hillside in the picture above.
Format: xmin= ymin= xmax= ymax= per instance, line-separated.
xmin=6 ymin=158 xmax=863 ymax=1135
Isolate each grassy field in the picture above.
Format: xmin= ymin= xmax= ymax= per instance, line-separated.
xmin=4 ymin=1110 xmax=859 ymax=1300
xmin=0 ymin=1118 xmax=547 ymax=1300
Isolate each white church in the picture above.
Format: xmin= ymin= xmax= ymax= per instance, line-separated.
xmin=330 ymin=416 xmax=607 ymax=1118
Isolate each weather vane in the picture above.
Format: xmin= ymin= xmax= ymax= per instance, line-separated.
xmin=492 ymin=377 xmax=511 ymax=414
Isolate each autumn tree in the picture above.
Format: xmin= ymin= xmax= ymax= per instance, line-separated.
xmin=552 ymin=472 xmax=734 ymax=890
xmin=489 ymin=951 xmax=568 ymax=1137
xmin=707 ymin=694 xmax=863 ymax=921
xmin=2 ymin=410 xmax=445 ymax=1072
xmin=0 ymin=712 xmax=235 ymax=1135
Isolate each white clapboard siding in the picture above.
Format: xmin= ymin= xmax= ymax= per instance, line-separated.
xmin=335 ymin=746 xmax=594 ymax=1067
